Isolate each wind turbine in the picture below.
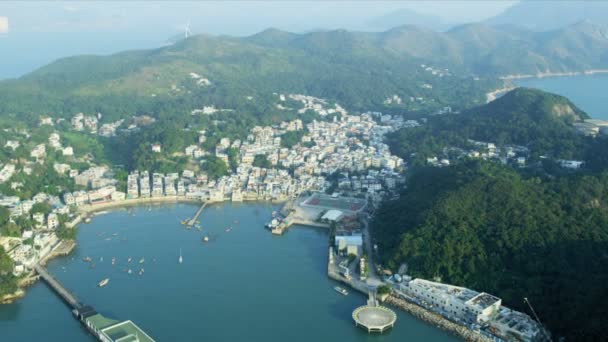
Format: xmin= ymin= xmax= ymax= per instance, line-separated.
xmin=184 ymin=19 xmax=192 ymax=39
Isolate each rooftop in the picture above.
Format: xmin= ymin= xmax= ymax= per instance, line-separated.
xmin=101 ymin=320 xmax=156 ymax=342
xmin=352 ymin=305 xmax=397 ymax=332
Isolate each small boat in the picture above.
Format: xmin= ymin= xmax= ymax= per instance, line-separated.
xmin=111 ymin=257 xmax=116 ymax=266
xmin=105 ymin=237 xmax=111 ymax=241
xmin=99 ymin=257 xmax=104 ymax=262
xmin=98 ymin=278 xmax=110 ymax=287
xmin=334 ymin=286 xmax=348 ymax=296
xmin=127 ymin=257 xmax=132 ymax=263
xmin=112 ymin=233 xmax=118 ymax=237
xmin=179 ymin=248 xmax=183 ymax=264
xmin=139 ymin=268 xmax=144 ymax=275
xmin=225 ymin=227 xmax=232 ymax=232
xmin=84 ymin=217 xmax=92 ymax=223
xmin=128 ymin=269 xmax=132 ymax=274
xmin=203 ymin=236 xmax=209 ymax=243
xmin=82 ymin=257 xmax=92 ymax=263
xmin=233 ymin=220 xmax=239 ymax=224
xmin=139 ymin=258 xmax=145 ymax=264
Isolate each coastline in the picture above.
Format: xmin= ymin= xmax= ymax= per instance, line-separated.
xmin=485 ymin=86 xmax=516 ymax=103
xmin=2 ymin=196 xmax=284 ymax=305
xmin=500 ymin=69 xmax=608 ymax=80
xmin=0 ymin=239 xmax=76 ymax=304
xmin=77 ymin=196 xmax=203 ymax=215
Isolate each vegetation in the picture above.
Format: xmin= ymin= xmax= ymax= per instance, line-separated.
xmin=252 ymin=154 xmax=272 ymax=169
xmin=376 ymin=285 xmax=391 ymax=295
xmin=387 ymin=88 xmax=590 ymax=165
xmin=280 ymin=130 xmax=306 ymax=148
xmin=372 ymin=161 xmax=608 ymax=340
xmin=201 ymin=155 xmax=228 ymax=180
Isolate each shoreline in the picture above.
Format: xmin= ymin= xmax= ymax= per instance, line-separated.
xmin=0 ymin=240 xmax=76 ymax=304
xmin=500 ymin=69 xmax=608 ymax=80
xmin=384 ymin=296 xmax=493 ymax=342
xmin=2 ymin=197 xmax=285 ymax=304
xmin=329 ymin=270 xmax=492 ymax=342
xmin=485 ymin=86 xmax=516 ymax=103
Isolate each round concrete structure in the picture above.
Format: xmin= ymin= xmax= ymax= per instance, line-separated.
xmin=352 ymin=305 xmax=397 ymax=333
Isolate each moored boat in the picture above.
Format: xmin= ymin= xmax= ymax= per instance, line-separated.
xmin=98 ymin=278 xmax=110 ymax=287
xmin=334 ymin=286 xmax=348 ymax=295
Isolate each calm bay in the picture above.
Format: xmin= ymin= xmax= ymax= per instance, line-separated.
xmin=0 ymin=203 xmax=458 ymax=341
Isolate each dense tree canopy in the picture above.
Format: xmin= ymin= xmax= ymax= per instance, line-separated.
xmin=372 ymin=161 xmax=608 ymax=340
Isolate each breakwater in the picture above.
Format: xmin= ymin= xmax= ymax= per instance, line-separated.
xmin=384 ymin=296 xmax=493 ymax=342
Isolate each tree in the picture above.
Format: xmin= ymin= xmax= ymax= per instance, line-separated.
xmin=201 ymin=155 xmax=228 ymax=180
xmin=252 ymin=154 xmax=271 ymax=169
xmin=31 ymin=202 xmax=52 ymax=215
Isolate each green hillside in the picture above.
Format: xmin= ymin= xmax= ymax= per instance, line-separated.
xmin=371 ymin=161 xmax=608 ymax=340
xmin=387 ymin=87 xmax=591 ymax=163
xmin=1 ymin=21 xmax=607 ymax=126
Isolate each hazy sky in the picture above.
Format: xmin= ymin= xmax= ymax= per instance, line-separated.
xmin=0 ymin=1 xmax=517 ymax=35
xmin=0 ymin=1 xmax=517 ymax=79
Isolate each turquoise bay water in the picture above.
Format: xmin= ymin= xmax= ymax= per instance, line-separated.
xmin=0 ymin=203 xmax=458 ymax=341
xmin=516 ymin=74 xmax=608 ymax=120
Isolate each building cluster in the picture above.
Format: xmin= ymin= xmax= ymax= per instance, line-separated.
xmin=426 ymin=139 xmax=531 ymax=168
xmin=0 ymin=192 xmax=70 ymax=276
xmin=573 ymin=119 xmax=608 ymax=137
xmin=280 ymin=93 xmax=348 ymax=116
xmin=390 ymin=278 xmax=542 ymax=341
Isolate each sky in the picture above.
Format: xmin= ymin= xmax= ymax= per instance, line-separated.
xmin=0 ymin=1 xmax=517 ymax=79
xmin=0 ymin=1 xmax=517 ymax=35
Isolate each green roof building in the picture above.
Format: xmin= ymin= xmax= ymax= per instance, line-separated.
xmin=84 ymin=314 xmax=155 ymax=342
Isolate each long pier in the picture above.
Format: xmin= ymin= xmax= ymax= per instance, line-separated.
xmin=187 ymin=202 xmax=207 ymax=226
xmin=34 ymin=264 xmax=82 ymax=309
xmin=35 ymin=264 xmax=156 ymax=341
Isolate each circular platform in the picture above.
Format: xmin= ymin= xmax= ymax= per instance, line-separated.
xmin=352 ymin=305 xmax=397 ymax=333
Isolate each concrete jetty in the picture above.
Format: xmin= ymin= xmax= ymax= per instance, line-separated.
xmin=187 ymin=202 xmax=207 ymax=227
xmin=34 ymin=264 xmax=82 ymax=309
xmin=34 ymin=264 xmax=155 ymax=341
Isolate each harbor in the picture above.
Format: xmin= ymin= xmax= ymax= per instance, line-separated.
xmin=0 ymin=203 xmax=459 ymax=342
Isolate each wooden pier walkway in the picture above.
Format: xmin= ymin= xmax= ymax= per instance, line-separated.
xmin=34 ymin=264 xmax=82 ymax=309
xmin=187 ymin=202 xmax=207 ymax=226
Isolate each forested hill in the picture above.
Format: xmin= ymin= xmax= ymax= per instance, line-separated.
xmin=387 ymin=87 xmax=594 ymax=163
xmin=371 ymin=161 xmax=608 ymax=340
xmin=1 ymin=21 xmax=608 ymax=124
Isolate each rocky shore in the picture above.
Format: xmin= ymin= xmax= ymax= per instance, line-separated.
xmin=1 ymin=239 xmax=76 ymax=304
xmin=385 ymin=296 xmax=494 ymax=342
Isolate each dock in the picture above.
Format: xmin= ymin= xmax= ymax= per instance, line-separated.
xmin=186 ymin=202 xmax=207 ymax=226
xmin=34 ymin=264 xmax=82 ymax=309
xmin=34 ymin=264 xmax=155 ymax=341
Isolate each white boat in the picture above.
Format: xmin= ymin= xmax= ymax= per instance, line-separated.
xmin=203 ymin=236 xmax=209 ymax=243
xmin=179 ymin=248 xmax=183 ymax=264
xmin=127 ymin=257 xmax=132 ymax=263
xmin=139 ymin=258 xmax=145 ymax=264
xmin=334 ymin=286 xmax=348 ymax=295
xmin=98 ymin=278 xmax=110 ymax=287
xmin=128 ymin=269 xmax=132 ymax=274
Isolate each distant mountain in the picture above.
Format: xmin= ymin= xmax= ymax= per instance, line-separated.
xmin=366 ymin=8 xmax=456 ymax=32
xmin=486 ymin=1 xmax=608 ymax=31
xmin=1 ymin=22 xmax=607 ymax=123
